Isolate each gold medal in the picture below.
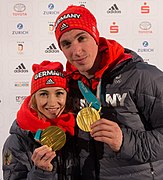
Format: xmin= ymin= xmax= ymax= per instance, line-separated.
xmin=76 ymin=106 xmax=100 ymax=132
xmin=40 ymin=126 xmax=66 ymax=151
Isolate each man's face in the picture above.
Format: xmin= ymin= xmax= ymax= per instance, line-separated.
xmin=59 ymin=29 xmax=98 ymax=76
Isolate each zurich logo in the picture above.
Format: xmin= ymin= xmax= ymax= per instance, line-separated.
xmin=17 ymin=23 xmax=23 ymax=30
xmin=48 ymin=3 xmax=54 ymax=10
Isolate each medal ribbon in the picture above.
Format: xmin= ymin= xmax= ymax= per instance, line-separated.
xmin=78 ymin=80 xmax=101 ymax=111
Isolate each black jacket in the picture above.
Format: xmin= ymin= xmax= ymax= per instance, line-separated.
xmin=2 ymin=121 xmax=79 ymax=180
xmin=67 ymin=39 xmax=163 ymax=180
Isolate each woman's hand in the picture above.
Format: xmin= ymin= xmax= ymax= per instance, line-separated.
xmin=32 ymin=145 xmax=56 ymax=171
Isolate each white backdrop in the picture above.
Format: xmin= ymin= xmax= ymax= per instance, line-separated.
xmin=0 ymin=0 xmax=163 ymax=179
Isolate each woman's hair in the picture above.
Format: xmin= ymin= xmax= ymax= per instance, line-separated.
xmin=28 ymin=94 xmax=43 ymax=118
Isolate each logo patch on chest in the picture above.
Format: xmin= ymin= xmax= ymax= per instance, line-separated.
xmin=106 ymin=93 xmax=127 ymax=106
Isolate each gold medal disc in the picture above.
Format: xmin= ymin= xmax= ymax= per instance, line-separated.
xmin=76 ymin=107 xmax=100 ymax=132
xmin=40 ymin=126 xmax=66 ymax=151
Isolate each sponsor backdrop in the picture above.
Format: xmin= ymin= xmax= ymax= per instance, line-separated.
xmin=0 ymin=0 xmax=162 ymax=178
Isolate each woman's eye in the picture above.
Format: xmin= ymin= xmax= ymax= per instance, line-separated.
xmin=56 ymin=91 xmax=64 ymax=96
xmin=40 ymin=92 xmax=47 ymax=96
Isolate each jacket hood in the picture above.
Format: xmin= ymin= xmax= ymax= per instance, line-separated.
xmin=124 ymin=48 xmax=144 ymax=62
xmin=9 ymin=120 xmax=31 ymax=140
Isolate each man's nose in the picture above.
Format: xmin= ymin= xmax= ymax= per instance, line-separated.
xmin=72 ymin=43 xmax=82 ymax=56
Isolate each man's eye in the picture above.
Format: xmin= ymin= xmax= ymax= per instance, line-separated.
xmin=78 ymin=36 xmax=85 ymax=41
xmin=61 ymin=41 xmax=71 ymax=48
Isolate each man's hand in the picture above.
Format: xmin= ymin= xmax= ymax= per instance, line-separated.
xmin=90 ymin=118 xmax=123 ymax=152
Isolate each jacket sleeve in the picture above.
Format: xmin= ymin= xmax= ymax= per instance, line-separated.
xmin=2 ymin=134 xmax=57 ymax=180
xmin=118 ymin=64 xmax=163 ymax=163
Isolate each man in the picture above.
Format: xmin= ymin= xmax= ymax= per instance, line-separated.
xmin=54 ymin=5 xmax=163 ymax=180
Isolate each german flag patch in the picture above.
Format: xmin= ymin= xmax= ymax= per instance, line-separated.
xmin=3 ymin=150 xmax=12 ymax=166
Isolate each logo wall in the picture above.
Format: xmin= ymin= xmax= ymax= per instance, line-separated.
xmin=0 ymin=0 xmax=162 ymax=179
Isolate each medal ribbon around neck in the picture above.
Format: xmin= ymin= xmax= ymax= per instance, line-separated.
xmin=76 ymin=80 xmax=101 ymax=132
xmin=78 ymin=80 xmax=101 ymax=111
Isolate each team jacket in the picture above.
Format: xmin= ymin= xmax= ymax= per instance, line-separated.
xmin=66 ymin=37 xmax=163 ymax=180
xmin=2 ymin=121 xmax=79 ymax=180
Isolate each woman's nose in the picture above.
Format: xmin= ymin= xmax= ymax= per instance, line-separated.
xmin=47 ymin=95 xmax=57 ymax=106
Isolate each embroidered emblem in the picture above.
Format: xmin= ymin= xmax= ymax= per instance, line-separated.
xmin=46 ymin=78 xmax=55 ymax=85
xmin=55 ymin=13 xmax=81 ymax=30
xmin=34 ymin=70 xmax=64 ymax=80
xmin=114 ymin=74 xmax=122 ymax=84
xmin=3 ymin=151 xmax=12 ymax=166
xmin=60 ymin=23 xmax=69 ymax=31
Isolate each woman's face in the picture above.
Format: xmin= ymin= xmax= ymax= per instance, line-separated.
xmin=35 ymin=87 xmax=67 ymax=119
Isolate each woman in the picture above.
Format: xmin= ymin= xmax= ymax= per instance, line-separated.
xmin=2 ymin=60 xmax=79 ymax=180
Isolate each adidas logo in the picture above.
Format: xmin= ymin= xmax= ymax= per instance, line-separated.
xmin=45 ymin=43 xmax=59 ymax=53
xmin=46 ymin=78 xmax=55 ymax=85
xmin=107 ymin=4 xmax=121 ymax=14
xmin=14 ymin=63 xmax=28 ymax=73
xmin=60 ymin=23 xmax=69 ymax=31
